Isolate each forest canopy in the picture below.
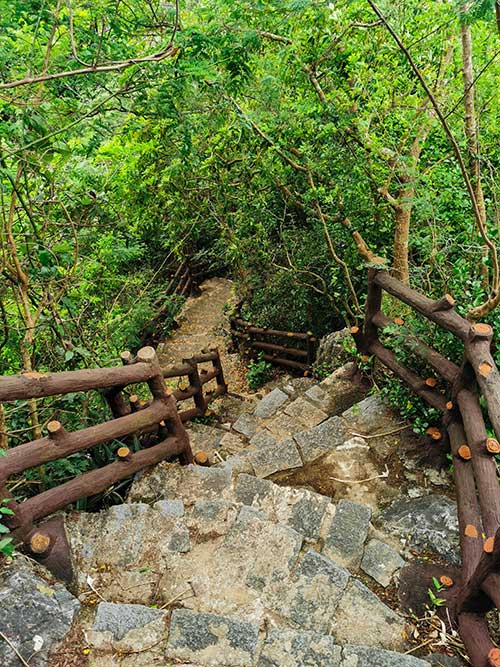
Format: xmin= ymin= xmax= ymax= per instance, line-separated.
xmin=1 ymin=0 xmax=500 ymax=440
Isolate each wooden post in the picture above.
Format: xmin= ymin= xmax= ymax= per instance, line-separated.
xmin=211 ymin=348 xmax=228 ymax=396
xmin=362 ymin=268 xmax=383 ymax=352
xmin=306 ymin=331 xmax=316 ymax=367
xmin=184 ymin=359 xmax=206 ymax=417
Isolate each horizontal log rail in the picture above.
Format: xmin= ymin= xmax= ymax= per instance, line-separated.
xmin=230 ymin=316 xmax=317 ymax=373
xmin=355 ymin=268 xmax=500 ymax=667
xmin=0 ymin=344 xmax=227 ymax=584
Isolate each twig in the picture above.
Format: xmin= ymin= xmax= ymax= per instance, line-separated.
xmin=404 ymin=638 xmax=435 ymax=654
xmin=329 ymin=465 xmax=390 ymax=484
xmin=0 ymin=631 xmax=31 ymax=667
xmin=159 ymin=586 xmax=193 ymax=610
xmin=348 ymin=424 xmax=411 ymax=439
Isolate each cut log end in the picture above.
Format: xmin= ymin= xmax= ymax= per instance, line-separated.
xmin=432 ymin=294 xmax=456 ymax=311
xmin=303 ymin=370 xmax=312 ymax=377
xmin=194 ymin=451 xmax=209 ymax=466
xmin=47 ymin=420 xmax=62 ymax=435
xmin=472 ymin=322 xmax=493 ymax=338
xmin=484 ymin=536 xmax=495 ymax=554
xmin=479 ymin=361 xmax=494 ymax=378
xmin=458 ymin=445 xmax=472 ymax=461
xmin=120 ymin=351 xmax=133 ymax=364
xmin=350 ymin=326 xmax=360 ymax=335
xmin=489 ymin=647 xmax=500 ymax=667
xmin=30 ymin=532 xmax=51 ymax=555
xmin=465 ymin=524 xmax=479 ymax=539
xmin=393 ymin=317 xmax=405 ymax=326
xmin=136 ymin=346 xmax=157 ymax=363
xmin=117 ymin=446 xmax=131 ymax=461
xmin=486 ymin=438 xmax=500 ymax=454
xmin=425 ymin=377 xmax=437 ymax=388
xmin=426 ymin=427 xmax=442 ymax=441
xmin=439 ymin=575 xmax=454 ymax=588
xmin=446 ymin=401 xmax=454 ymax=411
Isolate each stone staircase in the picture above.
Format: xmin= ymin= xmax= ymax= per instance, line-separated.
xmin=0 ymin=363 xmax=462 ymax=667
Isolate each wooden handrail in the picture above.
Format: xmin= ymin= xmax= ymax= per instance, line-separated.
xmin=230 ymin=316 xmax=317 ymax=372
xmin=0 ymin=344 xmax=227 ymax=583
xmin=357 ymin=267 xmax=500 ymax=665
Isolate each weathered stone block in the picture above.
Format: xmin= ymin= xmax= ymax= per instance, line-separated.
xmin=269 ymin=550 xmax=349 ymax=633
xmin=284 ymin=397 xmax=328 ymax=429
xmin=93 ymin=602 xmax=164 ymax=641
xmin=361 ymin=539 xmax=405 ymax=588
xmin=166 ymin=609 xmax=259 ymax=666
xmin=0 ymin=567 xmax=80 ymax=667
xmin=324 ymin=499 xmax=372 ymax=568
xmin=254 ymin=388 xmax=289 ymax=418
xmin=333 ymin=580 xmax=406 ymax=650
xmin=247 ymin=438 xmax=303 ymax=478
xmin=168 ymin=523 xmax=191 ymax=553
xmin=153 ymin=499 xmax=184 ymax=517
xmin=258 ymin=629 xmax=343 ymax=667
xmin=343 ymin=645 xmax=428 ymax=666
xmin=220 ymin=431 xmax=247 ymax=454
xmin=287 ymin=491 xmax=330 ymax=540
xmin=234 ymin=473 xmax=274 ymax=506
xmin=265 ymin=412 xmax=305 ymax=441
xmin=380 ymin=494 xmax=459 ymax=565
xmin=293 ymin=416 xmax=349 ymax=462
xmin=232 ymin=413 xmax=259 ymax=439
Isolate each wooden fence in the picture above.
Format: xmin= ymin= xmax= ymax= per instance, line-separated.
xmin=230 ymin=316 xmax=317 ymax=374
xmin=0 ymin=345 xmax=227 ymax=582
xmin=353 ymin=268 xmax=500 ymax=667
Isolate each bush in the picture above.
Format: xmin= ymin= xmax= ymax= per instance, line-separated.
xmin=246 ymin=353 xmax=273 ymax=390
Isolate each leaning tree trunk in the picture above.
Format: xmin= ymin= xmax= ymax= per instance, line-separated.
xmin=461 ymin=20 xmax=490 ymax=291
xmin=392 ymin=191 xmax=414 ymax=284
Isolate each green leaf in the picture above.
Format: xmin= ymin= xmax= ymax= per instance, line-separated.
xmin=0 ymin=507 xmax=14 ymax=515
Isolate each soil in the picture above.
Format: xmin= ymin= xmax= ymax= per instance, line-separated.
xmin=157 ymin=277 xmax=250 ymax=394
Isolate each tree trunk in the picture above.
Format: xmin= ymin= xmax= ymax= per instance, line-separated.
xmin=392 ymin=191 xmax=414 ymax=284
xmin=460 ymin=20 xmax=490 ymax=289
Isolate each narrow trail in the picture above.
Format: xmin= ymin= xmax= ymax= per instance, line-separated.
xmin=157 ymin=276 xmax=249 ymax=393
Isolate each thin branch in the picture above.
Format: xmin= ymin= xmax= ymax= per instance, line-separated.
xmin=367 ymin=0 xmax=500 ymax=318
xmin=0 ymin=44 xmax=178 ymax=90
xmin=258 ymin=30 xmax=293 ymax=45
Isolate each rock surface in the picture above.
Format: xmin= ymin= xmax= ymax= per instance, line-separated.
xmin=4 ymin=369 xmax=464 ymax=666
xmin=0 ymin=564 xmax=80 ymax=667
xmin=166 ymin=609 xmax=259 ymax=666
xmin=380 ymin=494 xmax=460 ymax=564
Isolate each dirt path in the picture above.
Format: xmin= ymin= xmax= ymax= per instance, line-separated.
xmin=157 ymin=277 xmax=249 ymax=393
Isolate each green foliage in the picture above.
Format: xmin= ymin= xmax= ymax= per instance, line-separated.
xmin=313 ymin=361 xmax=335 ymax=381
xmin=1 ymin=0 xmax=500 ymax=490
xmin=246 ymin=353 xmax=273 ymax=390
xmin=0 ymin=498 xmax=14 ymax=558
xmin=427 ymin=577 xmax=446 ymax=608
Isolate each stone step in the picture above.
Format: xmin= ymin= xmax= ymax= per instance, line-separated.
xmin=0 ymin=563 xmax=80 ymax=667
xmin=66 ymin=463 xmax=410 ymax=662
xmin=83 ymin=603 xmax=429 ymax=667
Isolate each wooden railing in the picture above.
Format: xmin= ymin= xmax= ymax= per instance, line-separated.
xmin=354 ymin=268 xmax=500 ymax=667
xmin=0 ymin=345 xmax=227 ymax=582
xmin=230 ymin=316 xmax=317 ymax=374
